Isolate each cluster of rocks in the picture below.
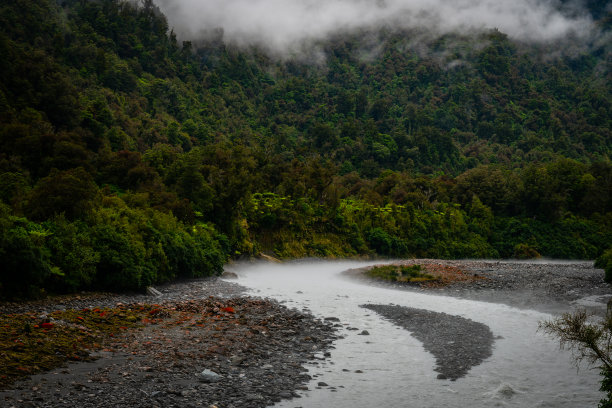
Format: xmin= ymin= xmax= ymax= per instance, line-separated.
xmin=0 ymin=279 xmax=339 ymax=408
xmin=362 ymin=304 xmax=494 ymax=381
xmin=0 ymin=277 xmax=247 ymax=316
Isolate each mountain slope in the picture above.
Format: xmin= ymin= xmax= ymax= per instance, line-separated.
xmin=0 ymin=0 xmax=611 ymax=298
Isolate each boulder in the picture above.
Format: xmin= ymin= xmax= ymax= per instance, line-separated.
xmin=146 ymin=286 xmax=162 ymax=297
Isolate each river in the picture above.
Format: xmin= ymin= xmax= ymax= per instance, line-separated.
xmin=230 ymin=259 xmax=603 ymax=408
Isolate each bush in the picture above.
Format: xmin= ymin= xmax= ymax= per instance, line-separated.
xmin=366 ymin=264 xmax=436 ymax=283
xmin=0 ymin=205 xmax=51 ymax=299
xmin=513 ymin=242 xmax=541 ymax=259
xmin=595 ymin=248 xmax=612 ymax=283
xmin=25 ymin=168 xmax=99 ymax=221
xmin=366 ymin=227 xmax=408 ymax=256
xmin=540 ymin=310 xmax=612 ymax=408
xmin=43 ymin=217 xmax=100 ymax=293
xmin=91 ymin=223 xmax=148 ymax=291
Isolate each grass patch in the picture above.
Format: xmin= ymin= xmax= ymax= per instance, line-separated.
xmin=366 ymin=264 xmax=437 ymax=283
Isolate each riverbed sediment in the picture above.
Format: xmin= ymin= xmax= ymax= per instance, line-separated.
xmin=345 ymin=259 xmax=612 ymax=315
xmin=361 ymin=304 xmax=494 ymax=381
xmin=0 ymin=278 xmax=337 ymax=408
xmin=2 ymin=259 xmax=610 ymax=407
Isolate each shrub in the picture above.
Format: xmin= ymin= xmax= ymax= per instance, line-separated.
xmin=91 ymin=223 xmax=147 ymax=291
xmin=43 ymin=217 xmax=100 ymax=293
xmin=0 ymin=205 xmax=51 ymax=299
xmin=366 ymin=227 xmax=408 ymax=256
xmin=540 ymin=310 xmax=612 ymax=408
xmin=367 ymin=264 xmax=436 ymax=283
xmin=513 ymin=242 xmax=541 ymax=259
xmin=595 ymin=248 xmax=612 ymax=283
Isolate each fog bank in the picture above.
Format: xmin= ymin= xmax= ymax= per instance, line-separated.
xmin=154 ymin=0 xmax=596 ymax=53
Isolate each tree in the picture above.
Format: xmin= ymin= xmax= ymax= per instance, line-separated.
xmin=25 ymin=167 xmax=99 ymax=221
xmin=540 ymin=310 xmax=612 ymax=407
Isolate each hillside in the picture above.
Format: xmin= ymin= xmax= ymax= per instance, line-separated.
xmin=0 ymin=0 xmax=611 ymax=298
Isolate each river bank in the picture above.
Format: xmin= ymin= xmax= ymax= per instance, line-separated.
xmin=345 ymin=259 xmax=612 ymax=315
xmin=0 ymin=278 xmax=338 ymax=408
xmin=2 ymin=259 xmax=610 ymax=407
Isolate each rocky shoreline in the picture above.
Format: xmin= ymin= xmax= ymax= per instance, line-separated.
xmin=3 ymin=259 xmax=612 ymax=406
xmin=0 ymin=278 xmax=338 ymax=408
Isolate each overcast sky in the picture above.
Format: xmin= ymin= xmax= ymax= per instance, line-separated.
xmin=153 ymin=0 xmax=595 ymax=54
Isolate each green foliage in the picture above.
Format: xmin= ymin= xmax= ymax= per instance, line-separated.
xmin=595 ymin=248 xmax=612 ymax=283
xmin=513 ymin=243 xmax=541 ymax=259
xmin=540 ymin=310 xmax=612 ymax=408
xmin=367 ymin=264 xmax=436 ymax=283
xmin=0 ymin=204 xmax=50 ymax=299
xmin=25 ymin=168 xmax=99 ymax=221
xmin=366 ymin=227 xmax=408 ymax=257
xmin=0 ymin=0 xmax=611 ymax=297
xmin=43 ymin=217 xmax=99 ymax=293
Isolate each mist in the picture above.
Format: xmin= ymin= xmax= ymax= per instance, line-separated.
xmin=153 ymin=0 xmax=596 ymax=54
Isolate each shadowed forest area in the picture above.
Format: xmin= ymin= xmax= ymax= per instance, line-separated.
xmin=1 ymin=0 xmax=611 ymax=298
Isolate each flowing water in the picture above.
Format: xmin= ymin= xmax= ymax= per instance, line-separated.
xmin=230 ymin=260 xmax=603 ymax=407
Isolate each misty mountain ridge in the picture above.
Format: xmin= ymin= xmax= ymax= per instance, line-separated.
xmin=154 ymin=0 xmax=611 ymax=58
xmin=0 ymin=0 xmax=611 ymax=298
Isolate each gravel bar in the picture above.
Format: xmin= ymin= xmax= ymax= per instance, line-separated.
xmin=346 ymin=259 xmax=612 ymax=315
xmin=0 ymin=277 xmax=338 ymax=408
xmin=362 ymin=304 xmax=494 ymax=381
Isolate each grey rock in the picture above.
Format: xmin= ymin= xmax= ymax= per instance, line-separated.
xmin=146 ymin=286 xmax=163 ymax=297
xmin=198 ymin=369 xmax=221 ymax=383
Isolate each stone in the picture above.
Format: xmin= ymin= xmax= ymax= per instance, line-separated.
xmin=198 ymin=369 xmax=221 ymax=383
xmin=221 ymin=271 xmax=238 ymax=279
xmin=358 ymin=330 xmax=370 ymax=335
xmin=146 ymin=286 xmax=162 ymax=297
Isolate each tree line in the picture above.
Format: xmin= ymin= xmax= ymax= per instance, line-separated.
xmin=0 ymin=0 xmax=610 ymax=298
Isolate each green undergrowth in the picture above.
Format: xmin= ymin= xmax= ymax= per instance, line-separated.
xmin=0 ymin=304 xmax=161 ymax=388
xmin=366 ymin=264 xmax=437 ymax=283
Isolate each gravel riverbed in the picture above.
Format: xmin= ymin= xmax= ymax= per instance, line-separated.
xmin=346 ymin=259 xmax=612 ymax=315
xmin=361 ymin=304 xmax=494 ymax=381
xmin=0 ymin=278 xmax=338 ymax=408
xmin=3 ymin=260 xmax=612 ymax=406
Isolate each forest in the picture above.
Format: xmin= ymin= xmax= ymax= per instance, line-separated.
xmin=0 ymin=0 xmax=611 ymax=298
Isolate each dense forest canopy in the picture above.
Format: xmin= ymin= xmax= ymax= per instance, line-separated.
xmin=0 ymin=0 xmax=611 ymax=298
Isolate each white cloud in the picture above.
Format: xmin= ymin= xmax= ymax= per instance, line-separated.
xmin=154 ymin=0 xmax=595 ymax=54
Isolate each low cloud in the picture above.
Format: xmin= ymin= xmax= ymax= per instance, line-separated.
xmin=154 ymin=0 xmax=596 ymax=54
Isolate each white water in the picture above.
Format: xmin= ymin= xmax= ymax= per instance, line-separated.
xmin=229 ymin=260 xmax=603 ymax=407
